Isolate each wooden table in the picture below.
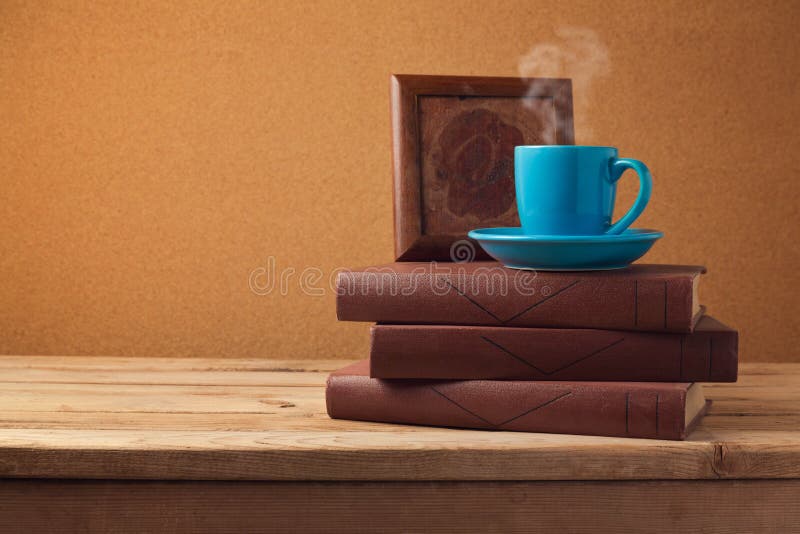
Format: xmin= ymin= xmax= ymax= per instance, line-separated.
xmin=0 ymin=357 xmax=798 ymax=533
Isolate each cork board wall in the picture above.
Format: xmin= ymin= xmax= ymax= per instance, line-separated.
xmin=0 ymin=0 xmax=798 ymax=361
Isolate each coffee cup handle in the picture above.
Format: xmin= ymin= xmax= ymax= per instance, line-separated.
xmin=606 ymin=158 xmax=652 ymax=235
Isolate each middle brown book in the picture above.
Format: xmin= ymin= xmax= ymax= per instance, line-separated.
xmin=370 ymin=315 xmax=738 ymax=382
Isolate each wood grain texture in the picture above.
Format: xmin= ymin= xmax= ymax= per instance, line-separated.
xmin=1 ymin=480 xmax=798 ymax=534
xmin=391 ymin=74 xmax=574 ymax=261
xmin=0 ymin=356 xmax=797 ymax=481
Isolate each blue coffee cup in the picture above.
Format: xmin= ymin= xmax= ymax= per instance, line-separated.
xmin=514 ymin=146 xmax=652 ymax=236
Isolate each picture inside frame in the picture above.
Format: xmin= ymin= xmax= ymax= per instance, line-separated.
xmin=418 ymin=95 xmax=557 ymax=235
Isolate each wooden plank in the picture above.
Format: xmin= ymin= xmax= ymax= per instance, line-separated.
xmin=0 ymin=480 xmax=797 ymax=534
xmin=0 ymin=357 xmax=794 ymax=373
xmin=0 ymin=383 xmax=790 ymax=418
xmin=0 ymin=383 xmax=323 ymax=413
xmin=0 ymin=426 xmax=797 ymax=480
xmin=0 ymin=356 xmax=345 ymax=372
xmin=0 ymin=357 xmax=794 ymax=377
xmin=736 ymin=362 xmax=800 ymax=375
xmin=0 ymin=369 xmax=328 ymax=386
xmin=707 ymin=400 xmax=800 ymax=415
xmin=0 ymin=369 xmax=795 ymax=389
xmin=0 ymin=427 xmax=717 ymax=480
xmin=703 ymin=385 xmax=800 ymax=398
xmin=0 ymin=358 xmax=795 ymax=387
xmin=1 ymin=411 xmax=799 ymax=433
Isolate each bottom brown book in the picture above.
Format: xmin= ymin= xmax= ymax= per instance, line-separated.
xmin=326 ymin=360 xmax=710 ymax=440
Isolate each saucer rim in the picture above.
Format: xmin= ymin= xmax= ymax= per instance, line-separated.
xmin=502 ymin=263 xmax=632 ymax=271
xmin=468 ymin=227 xmax=663 ymax=243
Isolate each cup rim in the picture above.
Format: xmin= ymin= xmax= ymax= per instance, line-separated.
xmin=515 ymin=145 xmax=617 ymax=150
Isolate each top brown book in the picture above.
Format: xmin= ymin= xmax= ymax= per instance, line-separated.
xmin=336 ymin=262 xmax=705 ymax=332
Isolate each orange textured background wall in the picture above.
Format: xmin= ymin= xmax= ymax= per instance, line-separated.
xmin=1 ymin=1 xmax=798 ymax=361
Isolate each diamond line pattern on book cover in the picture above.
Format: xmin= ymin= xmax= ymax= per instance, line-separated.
xmin=429 ymin=386 xmax=573 ymax=428
xmin=443 ymin=279 xmax=581 ymax=324
xmin=479 ymin=335 xmax=626 ymax=376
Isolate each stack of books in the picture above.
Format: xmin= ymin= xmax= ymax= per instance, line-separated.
xmin=326 ymin=262 xmax=738 ymax=440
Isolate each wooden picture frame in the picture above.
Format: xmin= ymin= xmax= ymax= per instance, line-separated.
xmin=391 ymin=74 xmax=575 ymax=261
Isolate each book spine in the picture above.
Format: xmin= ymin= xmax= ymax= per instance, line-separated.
xmin=326 ymin=375 xmax=692 ymax=440
xmin=336 ymin=271 xmax=698 ymax=332
xmin=369 ymin=323 xmax=738 ymax=381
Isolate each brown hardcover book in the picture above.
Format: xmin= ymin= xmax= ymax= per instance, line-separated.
xmin=326 ymin=360 xmax=710 ymax=440
xmin=336 ymin=262 xmax=705 ymax=332
xmin=370 ymin=315 xmax=737 ymax=381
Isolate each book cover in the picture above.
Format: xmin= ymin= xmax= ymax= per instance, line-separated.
xmin=370 ymin=315 xmax=737 ymax=381
xmin=326 ymin=360 xmax=710 ymax=440
xmin=336 ymin=262 xmax=705 ymax=332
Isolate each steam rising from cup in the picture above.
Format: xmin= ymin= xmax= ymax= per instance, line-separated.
xmin=518 ymin=27 xmax=610 ymax=143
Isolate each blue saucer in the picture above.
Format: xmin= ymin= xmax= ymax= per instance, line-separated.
xmin=467 ymin=228 xmax=664 ymax=271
